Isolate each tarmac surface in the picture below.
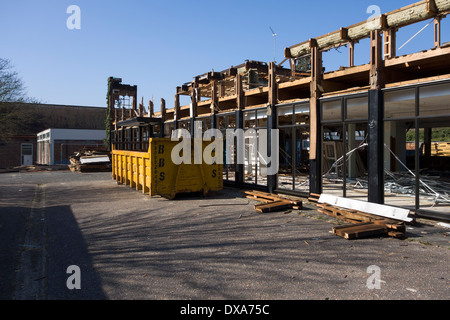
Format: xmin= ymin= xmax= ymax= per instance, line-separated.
xmin=0 ymin=170 xmax=449 ymax=301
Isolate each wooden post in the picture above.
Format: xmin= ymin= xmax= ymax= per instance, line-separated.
xmin=210 ymin=81 xmax=218 ymax=114
xmin=370 ymin=30 xmax=384 ymax=90
xmin=129 ymin=99 xmax=133 ymax=118
xmin=384 ymin=29 xmax=396 ymax=59
xmin=160 ymin=98 xmax=166 ymax=122
xmin=139 ymin=97 xmax=144 ymax=117
xmin=190 ymin=79 xmax=198 ymax=134
xmin=219 ymin=81 xmax=226 ymax=97
xmin=210 ymin=81 xmax=218 ymax=129
xmin=434 ymin=16 xmax=441 ymax=48
xmin=160 ymin=98 xmax=166 ymax=138
xmin=132 ymin=93 xmax=137 ymax=110
xmin=349 ymin=41 xmax=355 ymax=67
xmin=268 ymin=62 xmax=278 ymax=106
xmin=235 ymin=73 xmax=244 ymax=110
xmin=174 ymin=93 xmax=180 ymax=130
xmin=148 ymin=100 xmax=154 ymax=117
xmin=289 ymin=58 xmax=295 ymax=77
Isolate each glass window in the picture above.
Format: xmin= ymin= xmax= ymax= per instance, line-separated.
xmin=278 ymin=105 xmax=293 ymax=116
xmin=295 ymin=103 xmax=309 ymax=125
xmin=244 ymin=111 xmax=256 ymax=128
xmin=322 ymin=100 xmax=342 ymax=122
xmin=195 ymin=116 xmax=211 ymax=132
xmin=384 ymin=88 xmax=415 ymax=119
xmin=178 ymin=120 xmax=190 ymax=131
xmin=294 ymin=103 xmax=309 ymax=115
xmin=278 ymin=105 xmax=293 ymax=126
xmin=346 ymin=96 xmax=368 ymax=120
xmin=420 ymin=83 xmax=450 ymax=116
xmin=256 ymin=108 xmax=268 ymax=128
xmin=227 ymin=114 xmax=236 ymax=129
xmin=257 ymin=109 xmax=267 ymax=118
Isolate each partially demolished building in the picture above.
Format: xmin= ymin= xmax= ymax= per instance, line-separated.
xmin=108 ymin=0 xmax=450 ymax=221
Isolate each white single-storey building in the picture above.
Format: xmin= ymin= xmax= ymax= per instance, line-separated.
xmin=37 ymin=128 xmax=106 ymax=165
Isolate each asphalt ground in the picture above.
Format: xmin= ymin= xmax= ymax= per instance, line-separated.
xmin=0 ymin=170 xmax=449 ymax=302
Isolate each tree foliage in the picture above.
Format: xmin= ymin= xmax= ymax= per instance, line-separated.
xmin=0 ymin=58 xmax=26 ymax=103
xmin=295 ymin=55 xmax=311 ymax=72
xmin=0 ymin=58 xmax=43 ymax=143
xmin=406 ymin=128 xmax=450 ymax=142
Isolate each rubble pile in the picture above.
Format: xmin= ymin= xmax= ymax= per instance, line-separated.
xmin=69 ymin=148 xmax=111 ymax=172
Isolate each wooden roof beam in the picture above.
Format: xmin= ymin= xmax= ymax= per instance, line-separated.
xmin=285 ymin=0 xmax=450 ymax=58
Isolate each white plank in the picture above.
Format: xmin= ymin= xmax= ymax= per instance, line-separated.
xmin=80 ymin=156 xmax=110 ymax=164
xmin=318 ymin=194 xmax=413 ymax=222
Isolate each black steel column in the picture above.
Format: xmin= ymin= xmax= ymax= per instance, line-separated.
xmin=267 ymin=104 xmax=277 ymax=193
xmin=368 ymin=89 xmax=384 ymax=204
xmin=190 ymin=117 xmax=196 ymax=135
xmin=174 ymin=93 xmax=180 ymax=130
xmin=210 ymin=113 xmax=217 ymax=129
xmin=235 ymin=109 xmax=244 ymax=187
xmin=159 ymin=122 xmax=165 ymax=138
xmin=148 ymin=124 xmax=153 ymax=138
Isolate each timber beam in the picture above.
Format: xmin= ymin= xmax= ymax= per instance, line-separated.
xmin=285 ymin=0 xmax=450 ymax=59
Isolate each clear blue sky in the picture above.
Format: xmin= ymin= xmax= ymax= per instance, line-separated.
xmin=1 ymin=0 xmax=441 ymax=111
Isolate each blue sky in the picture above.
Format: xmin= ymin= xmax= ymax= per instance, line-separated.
xmin=1 ymin=0 xmax=443 ymax=111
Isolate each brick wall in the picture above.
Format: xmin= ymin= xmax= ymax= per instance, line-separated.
xmin=0 ymin=103 xmax=106 ymax=168
xmin=0 ymin=136 xmax=37 ymax=168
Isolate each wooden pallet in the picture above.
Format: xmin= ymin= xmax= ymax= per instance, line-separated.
xmin=317 ymin=203 xmax=384 ymax=223
xmin=308 ymin=193 xmax=320 ymax=203
xmin=317 ymin=202 xmax=406 ymax=239
xmin=332 ymin=222 xmax=387 ymax=240
xmin=243 ymin=190 xmax=302 ymax=213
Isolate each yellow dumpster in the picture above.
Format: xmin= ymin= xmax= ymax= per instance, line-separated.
xmin=111 ymin=138 xmax=223 ymax=199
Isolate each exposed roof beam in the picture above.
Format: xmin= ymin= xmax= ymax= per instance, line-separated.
xmin=285 ymin=0 xmax=450 ymax=59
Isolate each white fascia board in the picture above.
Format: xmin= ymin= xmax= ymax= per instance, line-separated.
xmin=318 ymin=194 xmax=413 ymax=222
xmin=47 ymin=129 xmax=106 ymax=141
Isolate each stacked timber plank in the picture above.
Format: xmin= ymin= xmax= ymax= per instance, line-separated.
xmin=308 ymin=193 xmax=320 ymax=203
xmin=69 ymin=148 xmax=111 ymax=172
xmin=243 ymin=190 xmax=302 ymax=213
xmin=314 ymin=194 xmax=411 ymax=240
xmin=332 ymin=223 xmax=388 ymax=240
xmin=318 ymin=202 xmax=407 ymax=239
